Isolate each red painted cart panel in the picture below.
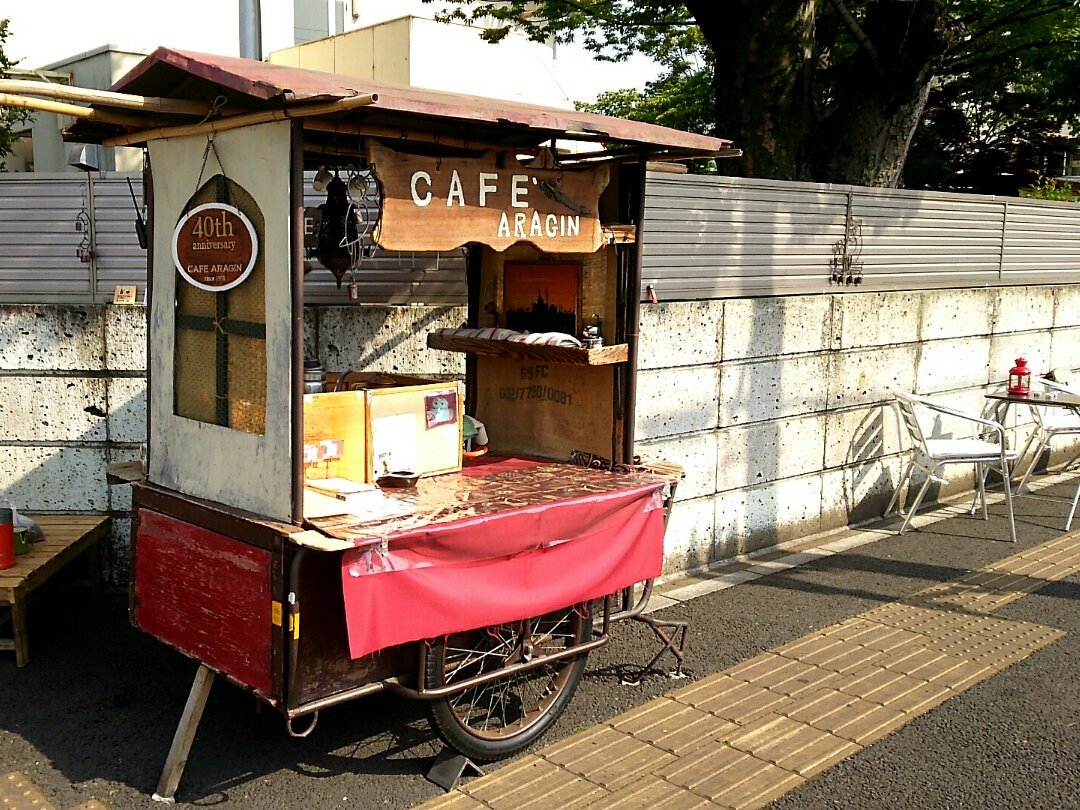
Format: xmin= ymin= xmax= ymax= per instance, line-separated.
xmin=133 ymin=509 xmax=274 ymax=695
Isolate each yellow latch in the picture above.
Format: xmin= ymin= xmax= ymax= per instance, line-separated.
xmin=271 ymin=601 xmax=300 ymax=639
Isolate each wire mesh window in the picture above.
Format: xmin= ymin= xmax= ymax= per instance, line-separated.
xmin=174 ymin=175 xmax=267 ymax=434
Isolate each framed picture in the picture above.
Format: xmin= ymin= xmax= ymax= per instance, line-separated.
xmin=503 ymin=262 xmax=580 ymax=335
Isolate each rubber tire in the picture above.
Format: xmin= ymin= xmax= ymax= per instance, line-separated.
xmin=425 ymin=603 xmax=592 ymax=762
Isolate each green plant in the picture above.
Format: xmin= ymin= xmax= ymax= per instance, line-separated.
xmin=1020 ymin=175 xmax=1080 ymax=202
xmin=0 ymin=18 xmax=31 ymax=171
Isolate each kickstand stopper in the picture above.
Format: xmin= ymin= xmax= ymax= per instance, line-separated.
xmin=427 ymin=747 xmax=486 ymax=791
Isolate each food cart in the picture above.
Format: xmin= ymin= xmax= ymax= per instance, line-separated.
xmin=44 ymin=48 xmax=734 ymax=800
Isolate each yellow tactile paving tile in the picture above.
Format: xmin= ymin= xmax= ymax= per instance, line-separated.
xmin=802 ymin=697 xmax=909 ymax=746
xmin=608 ymin=696 xmax=739 ymax=755
xmin=653 ymin=740 xmax=802 ymax=807
xmin=826 ymin=663 xmax=914 ymax=702
xmin=0 ymin=772 xmax=58 ymax=810
xmin=726 ymin=713 xmax=861 ymax=778
xmin=725 ymin=653 xmax=838 ymax=698
xmin=581 ymin=776 xmax=715 ymax=809
xmin=878 ymin=680 xmax=955 ymax=715
xmin=821 ymin=617 xmax=926 ymax=653
xmin=420 ymin=533 xmax=1077 ymax=810
xmin=460 ymin=755 xmax=606 ymax=810
xmin=783 ymin=637 xmax=885 ymax=674
xmin=703 ymin=761 xmax=804 ymax=810
xmin=420 ymin=792 xmax=488 ymax=810
xmin=782 ymin=687 xmax=863 ymax=726
xmin=540 ymin=726 xmax=676 ymax=793
xmin=670 ymin=674 xmax=795 ymax=722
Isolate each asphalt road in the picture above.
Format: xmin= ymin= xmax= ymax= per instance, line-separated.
xmin=1 ymin=481 xmax=1077 ymax=809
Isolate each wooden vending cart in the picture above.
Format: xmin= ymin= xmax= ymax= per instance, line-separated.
xmin=48 ymin=49 xmax=734 ymax=800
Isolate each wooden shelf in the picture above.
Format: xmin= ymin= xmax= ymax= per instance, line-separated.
xmin=427 ymin=333 xmax=628 ymax=365
xmin=603 ymin=224 xmax=636 ymax=244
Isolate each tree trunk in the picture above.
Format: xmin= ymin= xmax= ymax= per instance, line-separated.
xmin=814 ymin=0 xmax=949 ymax=186
xmin=693 ymin=0 xmax=948 ymax=186
xmin=691 ymin=0 xmax=816 ymax=180
xmin=822 ymin=79 xmax=934 ymax=187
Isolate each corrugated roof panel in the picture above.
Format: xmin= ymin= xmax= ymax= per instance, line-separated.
xmin=67 ymin=47 xmax=731 ymax=155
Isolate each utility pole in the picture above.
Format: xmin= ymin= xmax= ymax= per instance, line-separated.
xmin=239 ymin=0 xmax=263 ymax=60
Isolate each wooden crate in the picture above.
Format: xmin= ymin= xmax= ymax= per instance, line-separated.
xmin=366 ymin=381 xmax=463 ymax=479
xmin=302 ymin=377 xmax=463 ymax=493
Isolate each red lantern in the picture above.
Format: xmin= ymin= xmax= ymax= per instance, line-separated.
xmin=1008 ymin=357 xmax=1031 ymax=395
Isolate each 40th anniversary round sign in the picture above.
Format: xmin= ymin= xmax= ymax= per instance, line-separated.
xmin=172 ymin=203 xmax=258 ymax=292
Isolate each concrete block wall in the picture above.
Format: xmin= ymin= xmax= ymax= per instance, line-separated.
xmin=0 ymin=305 xmax=147 ymax=584
xmin=4 ymin=289 xmax=1078 ymax=586
xmin=636 ymin=286 xmax=1080 ymax=576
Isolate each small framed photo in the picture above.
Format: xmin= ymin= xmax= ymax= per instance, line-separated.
xmin=502 ymin=262 xmax=580 ymax=335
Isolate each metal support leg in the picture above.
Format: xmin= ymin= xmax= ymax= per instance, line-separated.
xmin=1065 ymin=481 xmax=1080 ymax=532
xmin=885 ymin=458 xmax=915 ymax=517
xmin=971 ymin=463 xmax=988 ymax=519
xmin=1017 ymin=437 xmax=1049 ymax=493
xmin=1001 ymin=461 xmax=1017 ymax=544
xmin=622 ymin=614 xmax=689 ymax=686
xmin=899 ymin=468 xmax=936 ymax=535
xmin=152 ymin=664 xmax=215 ymax=803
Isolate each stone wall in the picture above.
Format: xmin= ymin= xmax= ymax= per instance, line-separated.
xmin=635 ymin=286 xmax=1080 ymax=575
xmin=0 ymin=305 xmax=146 ymax=583
xmin=3 ymin=287 xmax=1078 ymax=586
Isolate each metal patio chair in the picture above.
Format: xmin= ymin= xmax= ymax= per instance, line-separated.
xmin=1016 ymin=376 xmax=1080 ymax=530
xmin=886 ymin=391 xmax=1018 ymax=542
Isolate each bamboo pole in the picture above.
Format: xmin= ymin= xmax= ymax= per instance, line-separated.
xmin=0 ymin=79 xmax=209 ymax=116
xmin=0 ymin=93 xmax=153 ymax=128
xmin=103 ymin=93 xmax=379 ymax=147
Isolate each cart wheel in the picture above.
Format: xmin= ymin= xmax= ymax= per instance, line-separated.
xmin=425 ymin=602 xmax=592 ymax=761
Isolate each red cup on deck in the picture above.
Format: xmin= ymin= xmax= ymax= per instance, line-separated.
xmin=0 ymin=507 xmax=14 ymax=570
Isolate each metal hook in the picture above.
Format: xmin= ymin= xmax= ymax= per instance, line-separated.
xmin=285 ymin=712 xmax=319 ymax=738
xmin=198 ymin=95 xmax=227 ymax=126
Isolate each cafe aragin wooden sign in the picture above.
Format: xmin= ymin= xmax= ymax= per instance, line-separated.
xmin=172 ymin=203 xmax=259 ymax=292
xmin=368 ymin=142 xmax=609 ymax=253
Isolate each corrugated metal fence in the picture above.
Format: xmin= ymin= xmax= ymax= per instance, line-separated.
xmin=0 ymin=171 xmax=467 ymax=305
xmin=641 ymin=172 xmax=1080 ymax=299
xmin=3 ymin=171 xmax=1078 ymax=304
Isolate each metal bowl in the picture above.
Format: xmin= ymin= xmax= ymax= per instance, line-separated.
xmin=376 ymin=470 xmax=420 ymax=489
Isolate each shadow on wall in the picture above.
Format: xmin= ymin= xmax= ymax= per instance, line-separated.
xmin=682 ymin=295 xmax=784 ymax=572
xmin=842 ymin=405 xmax=903 ymax=525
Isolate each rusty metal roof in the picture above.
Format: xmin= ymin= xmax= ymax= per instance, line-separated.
xmin=69 ymin=47 xmax=731 ymax=155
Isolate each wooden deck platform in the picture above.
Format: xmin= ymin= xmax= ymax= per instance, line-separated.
xmin=0 ymin=514 xmax=112 ymax=667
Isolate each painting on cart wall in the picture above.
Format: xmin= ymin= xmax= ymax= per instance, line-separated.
xmin=503 ymin=262 xmax=580 ymax=335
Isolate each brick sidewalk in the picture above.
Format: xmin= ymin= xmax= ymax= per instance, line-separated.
xmin=421 ymin=531 xmax=1080 ymax=810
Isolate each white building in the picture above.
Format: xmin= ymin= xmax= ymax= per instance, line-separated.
xmin=3 ymin=1 xmax=658 ymax=171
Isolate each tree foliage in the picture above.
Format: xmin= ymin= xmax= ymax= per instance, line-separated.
xmin=903 ymin=3 xmax=1080 ymax=192
xmin=426 ymin=1 xmax=1080 ymax=189
xmin=0 ymin=18 xmax=30 ymax=171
